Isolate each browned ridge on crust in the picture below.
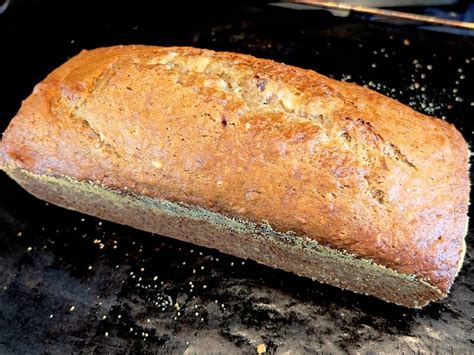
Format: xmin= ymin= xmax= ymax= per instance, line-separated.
xmin=0 ymin=45 xmax=469 ymax=308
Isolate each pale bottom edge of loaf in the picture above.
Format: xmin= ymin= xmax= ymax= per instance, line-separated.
xmin=2 ymin=166 xmax=446 ymax=309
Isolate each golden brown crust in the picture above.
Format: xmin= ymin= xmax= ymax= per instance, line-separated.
xmin=0 ymin=45 xmax=469 ymax=299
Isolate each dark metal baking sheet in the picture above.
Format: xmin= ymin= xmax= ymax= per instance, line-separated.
xmin=0 ymin=1 xmax=472 ymax=353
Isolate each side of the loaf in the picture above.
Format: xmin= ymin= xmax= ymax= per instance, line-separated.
xmin=1 ymin=166 xmax=444 ymax=308
xmin=0 ymin=45 xmax=469 ymax=307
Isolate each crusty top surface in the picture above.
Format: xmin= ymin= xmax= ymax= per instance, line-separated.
xmin=0 ymin=45 xmax=469 ymax=291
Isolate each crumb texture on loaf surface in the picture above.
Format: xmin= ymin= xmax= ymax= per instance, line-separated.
xmin=0 ymin=45 xmax=469 ymax=297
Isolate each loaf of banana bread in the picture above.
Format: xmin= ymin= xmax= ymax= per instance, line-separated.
xmin=0 ymin=45 xmax=469 ymax=308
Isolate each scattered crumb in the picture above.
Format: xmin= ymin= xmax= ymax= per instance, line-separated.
xmin=403 ymin=39 xmax=410 ymax=46
xmin=69 ymin=305 xmax=76 ymax=312
xmin=257 ymin=343 xmax=266 ymax=354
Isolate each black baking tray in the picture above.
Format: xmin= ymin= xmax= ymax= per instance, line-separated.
xmin=0 ymin=1 xmax=473 ymax=353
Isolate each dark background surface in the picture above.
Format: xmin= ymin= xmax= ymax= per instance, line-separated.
xmin=0 ymin=1 xmax=473 ymax=353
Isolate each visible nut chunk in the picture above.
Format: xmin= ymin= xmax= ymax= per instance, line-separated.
xmin=204 ymin=78 xmax=228 ymax=90
xmin=155 ymin=51 xmax=178 ymax=65
xmin=151 ymin=160 xmax=163 ymax=169
xmin=278 ymin=89 xmax=296 ymax=111
xmin=188 ymin=56 xmax=211 ymax=72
